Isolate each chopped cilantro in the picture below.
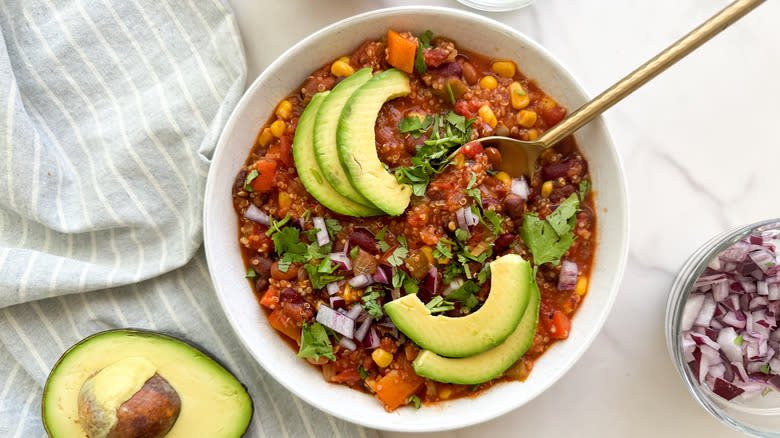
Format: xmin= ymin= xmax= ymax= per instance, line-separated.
xmin=325 ymin=218 xmax=342 ymax=239
xmin=378 ymin=240 xmax=391 ymax=252
xmin=484 ymin=210 xmax=503 ymax=236
xmin=358 ymin=366 xmax=369 ymax=380
xmin=761 ymin=364 xmax=771 ymax=374
xmin=477 ymin=263 xmax=491 ymax=285
xmin=304 ymin=260 xmax=343 ymax=290
xmin=375 ymin=226 xmax=388 ymax=241
xmin=763 ymin=388 xmax=773 ymax=397
xmin=392 ymin=269 xmax=408 ymax=288
xmin=399 ymin=115 xmax=423 ymax=133
xmin=362 ymin=287 xmax=384 ymax=320
xmin=403 ymin=277 xmax=419 ymax=295
xmin=245 ymin=268 xmax=257 ymax=279
xmin=433 ymin=239 xmax=454 ymax=260
xmin=387 ymin=246 xmax=409 ymax=267
xmin=272 ymin=227 xmax=307 ymax=261
xmin=265 ymin=213 xmax=292 ymax=236
xmin=513 ymin=88 xmax=527 ymax=96
xmin=414 ymin=30 xmax=433 ymax=74
xmin=408 ymin=395 xmax=421 ymax=409
xmin=301 ymin=210 xmax=311 ymax=222
xmin=349 ymin=246 xmax=359 ymax=258
xmin=734 ymin=334 xmax=744 ymax=345
xmin=445 ymin=81 xmax=455 ymax=105
xmin=455 ymin=228 xmax=470 ymax=242
xmin=520 ymin=213 xmax=575 ymax=267
xmin=546 ymin=193 xmax=579 ymax=236
xmin=243 ymin=169 xmax=259 ymax=192
xmin=442 ymin=262 xmax=465 ymax=284
xmin=398 ymin=235 xmax=408 ymax=249
xmin=276 ymin=257 xmax=292 ymax=273
xmin=578 ymin=179 xmax=591 ymax=199
xmin=425 ymin=296 xmax=455 ymax=314
xmin=297 ymin=322 xmax=336 ymax=362
xmin=446 ymin=280 xmax=480 ymax=311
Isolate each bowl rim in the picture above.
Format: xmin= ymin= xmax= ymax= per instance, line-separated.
xmin=204 ymin=5 xmax=629 ymax=432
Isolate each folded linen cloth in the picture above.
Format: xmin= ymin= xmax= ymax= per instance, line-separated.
xmin=0 ymin=1 xmax=376 ymax=436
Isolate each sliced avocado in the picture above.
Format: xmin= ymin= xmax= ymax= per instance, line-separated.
xmin=293 ymin=91 xmax=381 ymax=217
xmin=412 ymin=278 xmax=541 ymax=385
xmin=337 ymin=69 xmax=412 ymax=216
xmin=42 ymin=329 xmax=252 ymax=438
xmin=384 ymin=254 xmax=532 ymax=357
xmin=313 ymin=68 xmax=376 ymax=208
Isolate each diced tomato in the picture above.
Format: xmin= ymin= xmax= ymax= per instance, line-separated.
xmin=267 ymin=309 xmax=301 ymax=344
xmin=454 ymin=99 xmax=480 ymax=118
xmin=332 ymin=368 xmax=362 ymax=384
xmin=386 ymin=30 xmax=417 ymax=74
xmin=458 ymin=141 xmax=483 ymax=159
xmin=541 ymin=106 xmax=567 ymax=126
xmin=549 ymin=311 xmax=571 ymax=339
xmin=250 ymin=159 xmax=277 ymax=192
xmin=278 ymin=134 xmax=294 ymax=167
xmin=259 ymin=285 xmax=280 ymax=309
xmin=374 ymin=369 xmax=424 ymax=412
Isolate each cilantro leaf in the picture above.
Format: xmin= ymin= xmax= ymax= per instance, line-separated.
xmin=325 ymin=218 xmax=342 ymax=240
xmin=244 ymin=169 xmax=259 ymax=192
xmin=408 ymin=395 xmax=421 ymax=409
xmin=455 ymin=228 xmax=469 ymax=242
xmin=521 ymin=213 xmax=575 ymax=266
xmin=358 ymin=366 xmax=369 ymax=379
xmin=425 ymin=296 xmax=455 ymax=314
xmin=433 ymin=239 xmax=453 ymax=259
xmin=387 ymin=246 xmax=409 ymax=267
xmin=297 ymin=322 xmax=336 ymax=362
xmin=362 ymin=288 xmax=384 ymax=320
xmin=399 ymin=115 xmax=423 ymax=133
xmin=546 ymin=193 xmax=579 ymax=236
xmin=414 ymin=30 xmax=433 ymax=74
xmin=579 ymin=180 xmax=591 ymax=200
xmin=304 ymin=262 xmax=343 ymax=290
xmin=246 ymin=268 xmax=257 ymax=279
xmin=477 ymin=263 xmax=491 ymax=285
xmin=446 ymin=280 xmax=480 ymax=310
xmin=272 ymin=227 xmax=307 ymax=261
xmin=484 ymin=210 xmax=504 ymax=236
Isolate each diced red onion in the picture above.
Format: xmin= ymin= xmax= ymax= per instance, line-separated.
xmin=329 ymin=296 xmax=345 ymax=309
xmin=339 ymin=337 xmax=357 ymax=351
xmin=326 ymin=281 xmax=340 ymax=296
xmin=345 ymin=303 xmax=363 ymax=320
xmin=364 ymin=327 xmax=380 ymax=349
xmin=244 ymin=204 xmax=270 ymax=226
xmin=682 ymin=229 xmax=780 ymax=401
xmin=354 ymin=317 xmax=372 ymax=342
xmin=312 ymin=217 xmax=330 ymax=246
xmin=328 ymin=252 xmax=352 ymax=271
xmin=455 ymin=207 xmax=479 ymax=232
xmin=423 ymin=266 xmax=439 ymax=296
xmin=510 ymin=176 xmax=530 ymax=200
xmin=558 ymin=260 xmax=578 ymax=291
xmin=373 ymin=265 xmax=391 ymax=284
xmin=316 ymin=305 xmax=355 ymax=338
xmin=349 ymin=274 xmax=374 ymax=288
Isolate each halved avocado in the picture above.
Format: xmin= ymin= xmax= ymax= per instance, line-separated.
xmin=337 ymin=68 xmax=412 ymax=216
xmin=42 ymin=329 xmax=252 ymax=438
xmin=293 ymin=91 xmax=381 ymax=217
xmin=384 ymin=254 xmax=533 ymax=357
xmin=412 ymin=278 xmax=541 ymax=384
xmin=313 ymin=68 xmax=376 ymax=208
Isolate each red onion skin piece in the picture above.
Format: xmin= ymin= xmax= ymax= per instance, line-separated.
xmin=316 ymin=305 xmax=355 ymax=338
xmin=348 ymin=228 xmax=378 ymax=254
xmin=712 ymin=378 xmax=745 ymax=401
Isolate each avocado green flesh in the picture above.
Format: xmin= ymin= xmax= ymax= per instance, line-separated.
xmin=42 ymin=330 xmax=252 ymax=438
xmin=313 ymin=68 xmax=376 ymax=208
xmin=293 ymin=91 xmax=381 ymax=217
xmin=384 ymin=254 xmax=532 ymax=358
xmin=337 ymin=68 xmax=412 ymax=216
xmin=412 ymin=279 xmax=541 ymax=385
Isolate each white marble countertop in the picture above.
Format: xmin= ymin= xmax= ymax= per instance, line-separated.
xmin=226 ymin=0 xmax=780 ymax=436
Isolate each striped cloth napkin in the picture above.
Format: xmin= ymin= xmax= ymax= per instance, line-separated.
xmin=0 ymin=1 xmax=376 ymax=437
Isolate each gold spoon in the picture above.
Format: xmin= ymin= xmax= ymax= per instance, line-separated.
xmin=478 ymin=0 xmax=766 ymax=178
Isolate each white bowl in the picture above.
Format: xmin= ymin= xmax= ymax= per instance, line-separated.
xmin=204 ymin=6 xmax=629 ymax=432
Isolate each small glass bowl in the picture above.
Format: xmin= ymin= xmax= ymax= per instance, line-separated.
xmin=666 ymin=218 xmax=780 ymax=437
xmin=456 ymin=0 xmax=535 ymax=12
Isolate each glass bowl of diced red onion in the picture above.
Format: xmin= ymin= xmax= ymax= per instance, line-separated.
xmin=667 ymin=218 xmax=780 ymax=436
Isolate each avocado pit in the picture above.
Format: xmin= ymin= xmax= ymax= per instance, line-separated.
xmin=77 ymin=357 xmax=181 ymax=438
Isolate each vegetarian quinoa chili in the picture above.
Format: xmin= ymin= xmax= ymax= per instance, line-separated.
xmin=232 ymin=30 xmax=597 ymax=412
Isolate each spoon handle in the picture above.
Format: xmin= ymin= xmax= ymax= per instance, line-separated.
xmin=538 ymin=0 xmax=766 ymax=147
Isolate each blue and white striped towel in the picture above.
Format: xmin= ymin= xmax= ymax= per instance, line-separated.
xmin=0 ymin=1 xmax=376 ymax=436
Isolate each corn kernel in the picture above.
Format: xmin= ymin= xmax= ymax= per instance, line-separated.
xmin=541 ymin=180 xmax=553 ymax=198
xmin=576 ymin=276 xmax=588 ymax=296
xmin=270 ymin=120 xmax=286 ymax=137
xmin=372 ymin=348 xmax=393 ymax=368
xmin=479 ymin=75 xmax=497 ymax=89
xmin=331 ymin=60 xmax=355 ymax=77
xmin=275 ymin=100 xmax=293 ymax=120
xmin=338 ymin=56 xmax=351 ymax=64
xmin=527 ymin=129 xmax=539 ymax=141
xmin=257 ymin=128 xmax=274 ymax=147
xmin=438 ymin=387 xmax=452 ymax=400
xmin=509 ymin=82 xmax=530 ymax=109
xmin=478 ymin=104 xmax=497 ymax=129
xmin=541 ymin=96 xmax=557 ymax=110
xmin=278 ymin=191 xmax=292 ymax=209
xmin=491 ymin=60 xmax=516 ymax=78
xmin=516 ymin=110 xmax=537 ymax=128
xmin=496 ymin=171 xmax=511 ymax=185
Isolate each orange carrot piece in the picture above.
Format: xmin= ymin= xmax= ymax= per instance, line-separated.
xmin=250 ymin=159 xmax=277 ymax=192
xmin=386 ymin=30 xmax=417 ymax=74
xmin=267 ymin=309 xmax=301 ymax=344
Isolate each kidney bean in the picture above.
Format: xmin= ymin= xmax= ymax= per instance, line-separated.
xmin=462 ymin=61 xmax=479 ymax=85
xmin=503 ymin=194 xmax=525 ymax=218
xmin=484 ymin=147 xmax=502 ymax=169
xmin=348 ymin=228 xmax=378 ymax=254
xmin=541 ymin=158 xmax=586 ymax=181
xmin=431 ymin=62 xmax=462 ymax=77
xmin=279 ymin=287 xmax=303 ymax=304
xmin=254 ymin=278 xmax=269 ymax=293
xmin=271 ymin=261 xmax=298 ymax=281
xmin=250 ymin=255 xmax=273 ymax=279
xmin=494 ymin=233 xmax=515 ymax=253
